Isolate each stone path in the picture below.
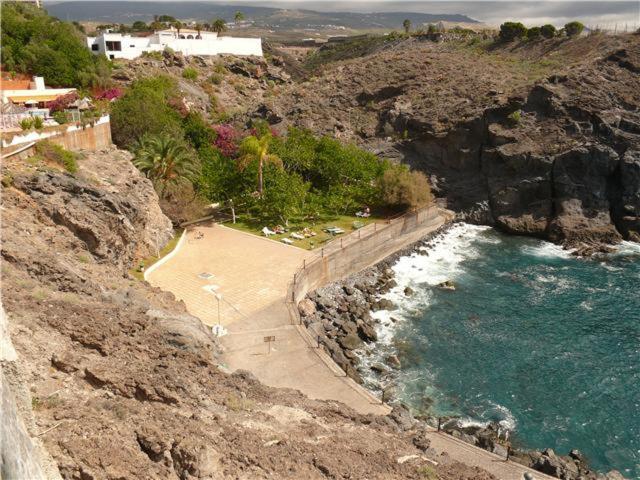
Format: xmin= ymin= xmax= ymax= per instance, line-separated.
xmin=146 ymin=221 xmax=556 ymax=480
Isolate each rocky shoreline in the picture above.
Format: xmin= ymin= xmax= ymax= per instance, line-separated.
xmin=298 ymin=223 xmax=626 ymax=480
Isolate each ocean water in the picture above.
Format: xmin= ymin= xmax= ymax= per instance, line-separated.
xmin=367 ymin=224 xmax=640 ymax=477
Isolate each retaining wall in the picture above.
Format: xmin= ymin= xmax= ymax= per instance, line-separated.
xmin=1 ymin=116 xmax=112 ymax=157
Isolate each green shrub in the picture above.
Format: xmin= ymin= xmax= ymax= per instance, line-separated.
xmin=182 ymin=67 xmax=198 ymax=80
xmin=541 ymin=24 xmax=557 ymax=38
xmin=209 ymin=73 xmax=223 ymax=85
xmin=141 ymin=50 xmax=163 ymax=60
xmin=110 ymin=75 xmax=183 ymax=148
xmin=508 ymin=109 xmax=522 ymax=125
xmin=32 ymin=116 xmax=44 ymax=130
xmin=34 ymin=140 xmax=78 ymax=173
xmin=565 ymin=21 xmax=585 ymax=37
xmin=20 ymin=117 xmax=33 ymax=130
xmin=213 ymin=63 xmax=227 ymax=74
xmin=53 ymin=111 xmax=69 ymax=125
xmin=527 ymin=26 xmax=542 ymax=40
xmin=498 ymin=22 xmax=527 ymax=41
xmin=377 ymin=165 xmax=431 ymax=209
xmin=2 ymin=173 xmax=14 ymax=188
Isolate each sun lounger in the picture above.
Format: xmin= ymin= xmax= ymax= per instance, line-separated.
xmin=291 ymin=232 xmax=305 ymax=240
xmin=262 ymin=226 xmax=276 ymax=236
xmin=281 ymin=238 xmax=293 ymax=245
xmin=324 ymin=226 xmax=345 ymax=235
xmin=352 ymin=221 xmax=364 ymax=229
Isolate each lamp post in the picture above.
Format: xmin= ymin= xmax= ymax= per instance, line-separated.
xmin=202 ymin=285 xmax=227 ymax=337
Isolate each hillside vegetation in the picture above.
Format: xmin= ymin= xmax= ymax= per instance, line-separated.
xmin=1 ymin=2 xmax=110 ymax=88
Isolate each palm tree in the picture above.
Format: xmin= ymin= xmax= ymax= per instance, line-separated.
xmin=234 ymin=11 xmax=245 ymax=24
xmin=173 ymin=20 xmax=183 ymax=37
xmin=194 ymin=22 xmax=203 ymax=38
xmin=211 ymin=18 xmax=227 ymax=34
xmin=403 ymin=19 xmax=411 ymax=34
xmin=237 ymin=133 xmax=282 ymax=197
xmin=133 ymin=133 xmax=199 ymax=196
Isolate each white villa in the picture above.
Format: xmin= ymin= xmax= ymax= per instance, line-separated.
xmin=86 ymin=27 xmax=263 ymax=59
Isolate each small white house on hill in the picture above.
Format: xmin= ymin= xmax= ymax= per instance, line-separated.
xmin=86 ymin=26 xmax=263 ymax=59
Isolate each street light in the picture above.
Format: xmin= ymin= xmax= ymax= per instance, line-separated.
xmin=202 ymin=285 xmax=227 ymax=337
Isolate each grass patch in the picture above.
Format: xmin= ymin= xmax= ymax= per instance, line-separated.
xmin=416 ymin=465 xmax=437 ymax=479
xmin=226 ymin=213 xmax=382 ymax=250
xmin=182 ymin=67 xmax=198 ymax=80
xmin=129 ymin=229 xmax=183 ymax=280
xmin=225 ymin=393 xmax=255 ymax=412
xmin=34 ymin=140 xmax=78 ymax=173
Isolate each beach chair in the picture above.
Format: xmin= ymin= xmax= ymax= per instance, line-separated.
xmin=281 ymin=238 xmax=293 ymax=245
xmin=262 ymin=226 xmax=276 ymax=237
xmin=291 ymin=232 xmax=305 ymax=240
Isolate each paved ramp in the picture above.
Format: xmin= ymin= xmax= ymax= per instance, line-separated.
xmin=146 ymin=224 xmax=388 ymax=414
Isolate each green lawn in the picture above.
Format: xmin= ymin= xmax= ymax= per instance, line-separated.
xmin=225 ymin=214 xmax=383 ymax=250
xmin=130 ymin=229 xmax=183 ymax=280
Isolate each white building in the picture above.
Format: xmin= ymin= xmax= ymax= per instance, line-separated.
xmin=86 ymin=27 xmax=262 ymax=60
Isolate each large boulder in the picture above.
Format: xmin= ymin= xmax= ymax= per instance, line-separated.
xmin=298 ymin=298 xmax=316 ymax=317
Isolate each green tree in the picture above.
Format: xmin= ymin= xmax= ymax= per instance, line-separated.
xmin=211 ymin=18 xmax=227 ymax=34
xmin=403 ymin=19 xmax=411 ymax=34
xmin=158 ymin=15 xmax=177 ymax=23
xmin=194 ymin=23 xmax=203 ymax=38
xmin=132 ymin=21 xmax=147 ymax=31
xmin=540 ymin=23 xmax=556 ymax=38
xmin=377 ymin=165 xmax=431 ymax=210
xmin=564 ymin=21 xmax=585 ymax=37
xmin=182 ymin=112 xmax=216 ymax=150
xmin=527 ymin=26 xmax=542 ymax=40
xmin=258 ymin=168 xmax=309 ymax=223
xmin=173 ymin=20 xmax=183 ymax=36
xmin=541 ymin=24 xmax=557 ymax=38
xmin=133 ymin=133 xmax=199 ymax=196
xmin=498 ymin=22 xmax=528 ymax=41
xmin=1 ymin=2 xmax=110 ymax=88
xmin=234 ymin=11 xmax=245 ymax=24
xmin=110 ymin=76 xmax=183 ymax=148
xmin=237 ymin=133 xmax=283 ymax=197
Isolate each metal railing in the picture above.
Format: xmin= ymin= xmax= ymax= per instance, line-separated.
xmin=281 ymin=203 xmax=444 ymax=407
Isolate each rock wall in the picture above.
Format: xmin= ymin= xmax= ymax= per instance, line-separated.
xmin=402 ymin=48 xmax=640 ymax=253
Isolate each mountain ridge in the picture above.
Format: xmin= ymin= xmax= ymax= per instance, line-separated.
xmin=45 ymin=1 xmax=478 ymax=28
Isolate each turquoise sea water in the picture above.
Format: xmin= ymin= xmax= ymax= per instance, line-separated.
xmin=371 ymin=224 xmax=640 ymax=477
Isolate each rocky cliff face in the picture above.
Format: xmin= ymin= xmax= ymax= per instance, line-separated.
xmin=0 ymin=147 xmax=494 ymax=479
xmin=267 ymin=35 xmax=640 ymax=253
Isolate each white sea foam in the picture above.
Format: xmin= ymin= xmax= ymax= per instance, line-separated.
xmin=613 ymin=241 xmax=640 ymax=257
xmin=521 ymin=240 xmax=574 ymax=259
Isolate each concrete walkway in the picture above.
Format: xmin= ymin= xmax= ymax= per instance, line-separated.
xmin=146 ymin=221 xmax=555 ymax=480
xmin=146 ymin=224 xmax=388 ymax=414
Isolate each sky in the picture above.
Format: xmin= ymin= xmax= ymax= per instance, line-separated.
xmin=245 ymin=1 xmax=640 ymax=27
xmin=43 ymin=0 xmax=640 ymax=28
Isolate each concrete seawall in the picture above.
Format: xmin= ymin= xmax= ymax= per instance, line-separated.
xmin=289 ymin=204 xmax=447 ymax=311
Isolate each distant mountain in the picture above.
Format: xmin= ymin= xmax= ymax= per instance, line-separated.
xmin=45 ymin=2 xmax=478 ymax=28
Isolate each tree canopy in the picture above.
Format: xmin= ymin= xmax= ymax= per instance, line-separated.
xmin=110 ymin=76 xmax=183 ymax=149
xmin=498 ymin=22 xmax=528 ymax=42
xmin=1 ymin=2 xmax=110 ymax=88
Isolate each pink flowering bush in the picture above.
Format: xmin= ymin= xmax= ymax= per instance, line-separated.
xmin=93 ymin=87 xmax=123 ymax=101
xmin=213 ymin=124 xmax=240 ymax=157
xmin=46 ymin=92 xmax=79 ymax=113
